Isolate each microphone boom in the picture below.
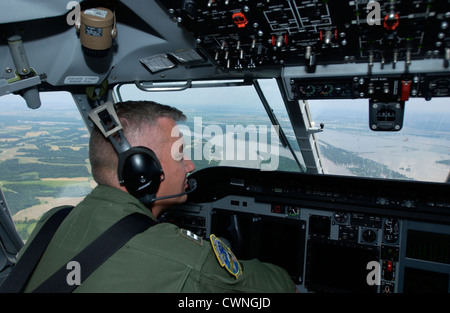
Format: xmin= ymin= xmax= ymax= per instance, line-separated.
xmin=151 ymin=179 xmax=197 ymax=203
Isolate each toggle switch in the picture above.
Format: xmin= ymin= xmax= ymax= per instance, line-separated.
xmin=400 ymin=80 xmax=411 ymax=101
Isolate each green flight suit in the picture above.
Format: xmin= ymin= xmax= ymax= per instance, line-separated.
xmin=19 ymin=185 xmax=296 ymax=292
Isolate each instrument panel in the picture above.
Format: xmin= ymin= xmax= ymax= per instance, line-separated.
xmin=287 ymin=73 xmax=450 ymax=101
xmin=159 ymin=0 xmax=450 ymax=72
xmin=161 ymin=167 xmax=450 ymax=293
xmin=156 ymin=0 xmax=450 ymax=104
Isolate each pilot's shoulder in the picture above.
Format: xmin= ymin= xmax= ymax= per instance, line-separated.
xmin=37 ymin=205 xmax=74 ymax=224
xmin=178 ymin=228 xmax=204 ymax=246
xmin=151 ymin=223 xmax=205 ymax=248
xmin=140 ymin=223 xmax=208 ymax=265
xmin=17 ymin=205 xmax=74 ymax=259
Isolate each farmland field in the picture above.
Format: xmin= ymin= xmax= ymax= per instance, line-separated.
xmin=0 ymin=93 xmax=94 ymax=241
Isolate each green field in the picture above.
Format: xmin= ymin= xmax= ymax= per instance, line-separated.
xmin=0 ymin=113 xmax=93 ymax=241
xmin=14 ymin=219 xmax=38 ymax=242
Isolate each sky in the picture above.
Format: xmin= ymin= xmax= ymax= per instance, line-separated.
xmin=1 ymin=81 xmax=449 ymax=115
xmin=0 ymin=91 xmax=75 ymax=111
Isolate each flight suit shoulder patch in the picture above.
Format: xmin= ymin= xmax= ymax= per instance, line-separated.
xmin=210 ymin=234 xmax=242 ymax=279
xmin=180 ymin=228 xmax=203 ymax=246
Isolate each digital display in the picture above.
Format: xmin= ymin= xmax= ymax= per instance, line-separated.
xmin=305 ymin=239 xmax=379 ymax=293
xmin=210 ymin=209 xmax=305 ymax=284
xmin=406 ymin=230 xmax=450 ymax=264
xmin=309 ymin=215 xmax=331 ymax=238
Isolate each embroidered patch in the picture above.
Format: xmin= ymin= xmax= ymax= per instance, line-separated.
xmin=180 ymin=228 xmax=203 ymax=246
xmin=210 ymin=234 xmax=242 ymax=279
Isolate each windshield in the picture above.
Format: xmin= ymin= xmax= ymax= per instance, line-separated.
xmin=116 ymin=79 xmax=305 ymax=173
xmin=117 ymin=80 xmax=450 ymax=183
xmin=308 ymin=98 xmax=450 ymax=183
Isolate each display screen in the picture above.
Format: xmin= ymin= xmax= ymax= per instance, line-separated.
xmin=403 ymin=267 xmax=449 ymax=292
xmin=305 ymin=239 xmax=379 ymax=293
xmin=406 ymin=230 xmax=450 ymax=264
xmin=210 ymin=209 xmax=305 ymax=284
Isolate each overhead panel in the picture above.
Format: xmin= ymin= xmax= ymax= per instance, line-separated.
xmin=158 ymin=0 xmax=450 ymax=74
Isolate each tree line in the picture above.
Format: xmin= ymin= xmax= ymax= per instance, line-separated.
xmin=0 ymin=158 xmax=90 ymax=181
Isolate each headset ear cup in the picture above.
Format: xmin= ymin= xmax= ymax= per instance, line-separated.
xmin=118 ymin=147 xmax=164 ymax=198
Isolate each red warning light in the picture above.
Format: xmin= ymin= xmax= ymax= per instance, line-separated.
xmin=232 ymin=12 xmax=247 ymax=28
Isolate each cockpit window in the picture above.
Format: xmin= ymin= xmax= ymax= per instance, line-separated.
xmin=116 ymin=79 xmax=305 ymax=173
xmin=308 ymin=98 xmax=450 ymax=183
xmin=0 ymin=92 xmax=93 ymax=242
xmin=117 ymin=80 xmax=450 ymax=183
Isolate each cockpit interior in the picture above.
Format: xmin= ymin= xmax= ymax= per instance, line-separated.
xmin=0 ymin=0 xmax=449 ymax=294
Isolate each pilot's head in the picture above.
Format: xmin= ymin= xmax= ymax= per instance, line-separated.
xmin=89 ymin=100 xmax=195 ymax=217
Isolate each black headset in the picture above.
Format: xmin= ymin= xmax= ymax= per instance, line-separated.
xmin=117 ymin=146 xmax=164 ymax=203
xmin=88 ymin=102 xmax=164 ymax=205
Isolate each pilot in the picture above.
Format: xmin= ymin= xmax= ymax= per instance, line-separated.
xmin=18 ymin=100 xmax=296 ymax=293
